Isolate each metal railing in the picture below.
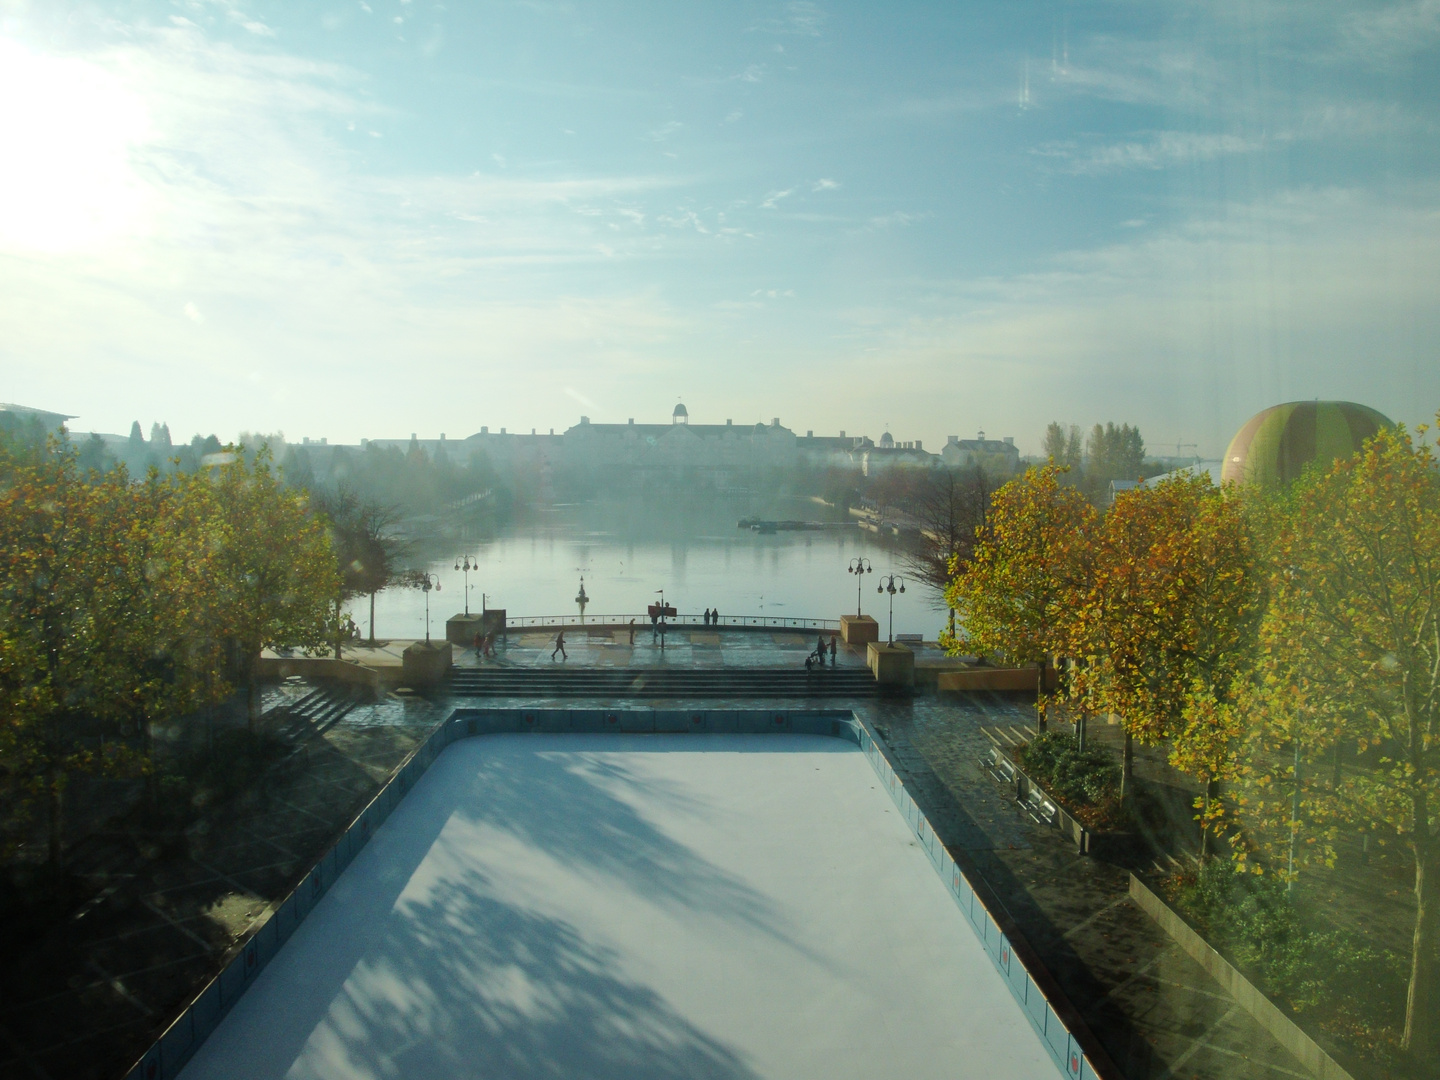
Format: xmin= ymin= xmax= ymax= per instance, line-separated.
xmin=500 ymin=613 xmax=841 ymax=631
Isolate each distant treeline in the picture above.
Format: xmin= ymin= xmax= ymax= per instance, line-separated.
xmin=35 ymin=422 xmax=517 ymax=537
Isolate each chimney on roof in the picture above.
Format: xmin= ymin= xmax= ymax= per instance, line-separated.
xmin=1003 ymin=436 xmax=1014 ymax=446
xmin=628 ymin=418 xmax=634 ymax=425
xmin=726 ymin=419 xmax=732 ymax=426
xmin=481 ymin=426 xmax=489 ymax=434
xmin=948 ymin=435 xmax=958 ymax=445
xmin=772 ymin=418 xmax=779 ymax=427
xmin=839 ymin=430 xmax=845 ymax=438
xmin=580 ymin=416 xmax=590 ymax=425
xmin=807 ymin=430 xmax=813 ymax=438
xmin=915 ymin=439 xmax=922 ymax=451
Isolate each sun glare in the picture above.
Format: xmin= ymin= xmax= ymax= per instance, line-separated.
xmin=0 ymin=37 xmax=151 ymax=254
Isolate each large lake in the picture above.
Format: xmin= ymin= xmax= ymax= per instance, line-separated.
xmin=348 ymin=496 xmax=945 ymax=641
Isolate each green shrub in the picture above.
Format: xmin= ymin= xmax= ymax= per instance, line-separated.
xmin=1164 ymin=859 xmax=1406 ymax=1048
xmin=1018 ymin=731 xmax=1121 ymax=808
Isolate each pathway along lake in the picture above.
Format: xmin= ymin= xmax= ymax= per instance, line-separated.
xmin=347 ymin=496 xmax=943 ymax=642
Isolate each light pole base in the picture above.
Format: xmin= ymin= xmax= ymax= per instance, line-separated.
xmin=866 ymin=641 xmax=915 ymax=692
xmin=840 ymin=614 xmax=879 ymax=645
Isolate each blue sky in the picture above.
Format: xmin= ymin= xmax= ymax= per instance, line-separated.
xmin=2 ymin=0 xmax=1437 ymax=454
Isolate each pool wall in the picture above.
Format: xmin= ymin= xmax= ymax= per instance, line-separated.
xmin=126 ymin=709 xmax=1110 ymax=1080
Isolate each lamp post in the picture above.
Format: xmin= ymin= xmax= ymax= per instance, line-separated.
xmin=876 ymin=573 xmax=906 ymax=644
xmin=453 ymin=554 xmax=478 ymax=615
xmin=418 ymin=572 xmax=441 ymax=643
xmin=847 ymin=557 xmax=873 ymax=617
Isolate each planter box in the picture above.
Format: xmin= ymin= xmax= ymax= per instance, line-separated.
xmin=1129 ymin=873 xmax=1356 ymax=1080
xmin=866 ymin=642 xmax=914 ymax=692
xmin=401 ymin=641 xmax=452 ymax=687
xmin=445 ymin=614 xmax=484 ymax=646
xmin=840 ymin=614 xmax=879 ymax=645
xmin=938 ymin=665 xmax=1058 ymax=693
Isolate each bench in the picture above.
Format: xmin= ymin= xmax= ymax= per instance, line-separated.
xmin=1020 ymin=783 xmax=1058 ymax=827
xmin=979 ymin=746 xmax=1017 ymax=786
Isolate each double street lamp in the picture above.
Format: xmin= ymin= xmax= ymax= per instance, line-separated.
xmin=847 ymin=557 xmax=873 ymax=617
xmin=453 ymin=554 xmax=478 ymax=615
xmin=418 ymin=572 xmax=442 ymax=642
xmin=876 ymin=573 xmax=906 ymax=644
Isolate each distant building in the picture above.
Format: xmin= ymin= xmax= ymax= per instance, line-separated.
xmin=559 ymin=406 xmax=798 ymax=490
xmin=941 ymin=430 xmax=1021 ymax=474
xmin=1141 ymin=460 xmax=1225 ymax=489
xmin=0 ymin=402 xmax=74 ymax=433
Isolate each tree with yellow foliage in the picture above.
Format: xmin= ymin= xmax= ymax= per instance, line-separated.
xmin=1067 ymin=475 xmax=1262 ymax=847
xmin=1252 ymin=422 xmax=1440 ymax=1056
xmin=944 ymin=464 xmax=1096 ymax=732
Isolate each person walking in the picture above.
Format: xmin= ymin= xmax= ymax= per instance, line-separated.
xmin=828 ymin=636 xmax=837 ymax=665
xmin=628 ymin=619 xmax=636 ymax=645
xmin=551 ymin=629 xmax=567 ymax=661
xmin=484 ymin=632 xmax=496 ymax=659
xmin=473 ymin=630 xmax=483 ymax=656
xmin=816 ymin=633 xmax=827 ymax=667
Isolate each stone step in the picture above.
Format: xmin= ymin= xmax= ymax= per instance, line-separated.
xmin=446 ymin=668 xmax=878 ymax=698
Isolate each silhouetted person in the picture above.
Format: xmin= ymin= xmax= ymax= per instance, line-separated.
xmin=552 ymin=630 xmax=566 ymax=660
xmin=828 ymin=637 xmax=837 ymax=665
xmin=712 ymin=608 xmax=719 ymax=626
xmin=628 ymin=619 xmax=636 ymax=645
xmin=816 ymin=634 xmax=827 ymax=666
xmin=474 ymin=630 xmax=483 ymax=655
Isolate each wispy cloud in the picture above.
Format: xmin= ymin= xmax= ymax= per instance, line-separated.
xmin=812 ymin=178 xmax=839 ymax=192
xmin=1340 ymin=0 xmax=1440 ymax=63
xmin=752 ymin=2 xmax=829 ymax=37
xmin=760 ymin=188 xmax=794 ymax=209
xmin=1038 ymin=131 xmax=1263 ymax=174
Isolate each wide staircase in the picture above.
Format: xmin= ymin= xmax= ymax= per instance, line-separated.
xmin=269 ymin=683 xmax=361 ymax=742
xmin=447 ymin=666 xmax=879 ymax=699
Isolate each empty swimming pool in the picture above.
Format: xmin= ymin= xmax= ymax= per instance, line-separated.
xmin=178 ymin=733 xmax=1055 ymax=1080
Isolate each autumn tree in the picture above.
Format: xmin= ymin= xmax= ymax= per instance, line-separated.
xmin=943 ymin=464 xmax=1097 ymax=731
xmin=901 ymin=465 xmax=992 ymax=637
xmin=0 ymin=448 xmax=227 ymax=865
xmin=1067 ymin=476 xmax=1262 ymax=842
xmin=311 ymin=486 xmax=410 ymax=649
xmin=1250 ymin=422 xmax=1440 ymax=1055
xmin=1042 ymin=422 xmax=1082 ymax=471
xmin=200 ymin=448 xmax=337 ymax=725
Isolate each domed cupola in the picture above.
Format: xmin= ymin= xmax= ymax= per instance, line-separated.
xmin=672 ymin=402 xmax=689 ymax=425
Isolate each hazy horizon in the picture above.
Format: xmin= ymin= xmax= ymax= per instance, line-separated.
xmin=4 ymin=2 xmax=1438 ymax=457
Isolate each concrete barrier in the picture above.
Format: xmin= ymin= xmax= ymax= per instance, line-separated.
xmin=937 ymin=665 xmax=1058 ymax=693
xmin=126 ymin=709 xmax=1113 ymax=1080
xmin=1128 ymin=874 xmax=1356 ymax=1080
xmin=253 ymin=655 xmax=381 ymax=692
xmin=401 ymin=640 xmax=452 ymax=687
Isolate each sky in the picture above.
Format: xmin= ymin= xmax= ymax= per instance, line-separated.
xmin=2 ymin=0 xmax=1438 ymax=456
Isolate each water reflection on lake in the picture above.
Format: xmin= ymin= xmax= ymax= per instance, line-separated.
xmin=347 ymin=496 xmax=944 ymax=641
